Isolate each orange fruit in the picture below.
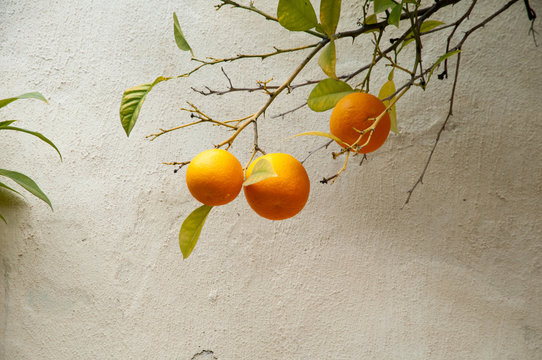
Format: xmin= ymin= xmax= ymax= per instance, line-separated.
xmin=244 ymin=153 xmax=310 ymax=220
xmin=330 ymin=92 xmax=391 ymax=153
xmin=186 ymin=149 xmax=243 ymax=206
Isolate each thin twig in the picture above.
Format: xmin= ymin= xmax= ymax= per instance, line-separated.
xmin=443 ymin=0 xmax=478 ymax=78
xmin=524 ymin=0 xmax=538 ymax=46
xmin=457 ymin=0 xmax=520 ymax=49
xmin=358 ymin=30 xmax=384 ymax=91
xmin=406 ymin=3 xmax=426 ymax=87
xmin=146 ymin=102 xmax=241 ymax=140
xmin=177 ymin=42 xmax=320 ymax=85
xmin=163 ymin=161 xmax=191 ymax=173
xmin=402 ymin=53 xmax=462 ymax=208
xmin=272 ymin=102 xmax=307 ymax=118
xmin=147 ymin=121 xmax=203 ymax=141
xmin=321 ymin=151 xmax=351 ymax=184
xmin=301 ymin=140 xmax=333 ymax=164
xmin=221 ymin=67 xmax=233 ymax=88
xmin=243 ymin=121 xmax=266 ymax=171
xmin=163 ymin=161 xmax=190 ymax=166
xmin=192 ymin=67 xmax=273 ymax=96
xmin=359 ymin=154 xmax=368 ymax=166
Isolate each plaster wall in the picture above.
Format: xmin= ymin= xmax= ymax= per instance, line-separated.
xmin=1 ymin=1 xmax=541 ymax=359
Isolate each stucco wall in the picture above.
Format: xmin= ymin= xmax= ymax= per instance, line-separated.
xmin=1 ymin=1 xmax=541 ymax=359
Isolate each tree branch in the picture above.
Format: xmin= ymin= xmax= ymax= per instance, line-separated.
xmin=402 ymin=53 xmax=462 ymax=208
xmin=215 ymin=0 xmax=326 ymax=39
xmin=216 ymin=40 xmax=328 ymax=149
xmin=402 ymin=0 xmax=522 ymax=208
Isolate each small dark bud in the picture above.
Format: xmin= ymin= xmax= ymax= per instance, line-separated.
xmin=437 ymin=70 xmax=447 ymax=80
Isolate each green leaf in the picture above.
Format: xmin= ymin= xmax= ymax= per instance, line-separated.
xmin=179 ymin=204 xmax=213 ymax=259
xmin=365 ymin=14 xmax=377 ymax=25
xmin=120 ymin=76 xmax=167 ymax=137
xmin=307 ymin=78 xmax=354 ymax=112
xmin=0 ymin=92 xmax=48 ymax=109
xmin=290 ymin=131 xmax=348 ymax=146
xmin=277 ymin=0 xmax=318 ymax=31
xmin=173 ymin=12 xmax=193 ymax=55
xmin=1 ymin=125 xmax=62 ymax=159
xmin=243 ymin=158 xmax=277 ymax=186
xmin=388 ymin=1 xmax=403 ymax=27
xmin=363 ymin=14 xmax=380 ymax=33
xmin=0 ymin=120 xmax=17 ymax=128
xmin=0 ymin=169 xmax=52 ymax=209
xmin=315 ymin=23 xmax=325 ymax=34
xmin=318 ymin=39 xmax=336 ymax=79
xmin=374 ymin=0 xmax=396 ymax=13
xmin=0 ymin=181 xmax=22 ymax=197
xmin=388 ymin=67 xmax=395 ymax=81
xmin=419 ymin=20 xmax=445 ymax=33
xmin=428 ymin=49 xmax=461 ymax=82
xmin=400 ymin=20 xmax=445 ymax=50
xmin=320 ymin=0 xmax=341 ymax=35
xmin=378 ymin=79 xmax=398 ymax=134
xmin=0 ymin=213 xmax=6 ymax=224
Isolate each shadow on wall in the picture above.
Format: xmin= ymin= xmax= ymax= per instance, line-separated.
xmin=0 ymin=190 xmax=26 ymax=221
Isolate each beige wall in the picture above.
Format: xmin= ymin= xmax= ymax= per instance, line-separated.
xmin=1 ymin=1 xmax=541 ymax=359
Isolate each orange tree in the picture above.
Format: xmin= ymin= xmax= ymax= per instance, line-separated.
xmin=118 ymin=0 xmax=537 ymax=258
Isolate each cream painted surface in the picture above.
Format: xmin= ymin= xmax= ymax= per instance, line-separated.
xmin=1 ymin=1 xmax=541 ymax=359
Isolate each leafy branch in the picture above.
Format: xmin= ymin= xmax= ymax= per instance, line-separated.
xmin=0 ymin=92 xmax=61 ymax=223
xmin=117 ymin=0 xmax=537 ymax=257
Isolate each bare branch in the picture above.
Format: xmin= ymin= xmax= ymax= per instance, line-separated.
xmin=524 ymin=0 xmax=538 ymax=45
xmin=272 ymin=102 xmax=307 ymax=119
xmin=216 ymin=40 xmax=328 ymax=149
xmin=402 ymin=53 xmax=462 ymax=208
xmin=301 ymin=140 xmax=333 ymax=164
xmin=176 ymin=42 xmax=320 ymax=85
xmin=321 ymin=152 xmax=351 ymax=185
xmin=359 ymin=154 xmax=368 ymax=166
xmin=460 ymin=0 xmax=520 ymax=49
xmin=221 ymin=67 xmax=233 ymax=88
xmin=243 ymin=121 xmax=267 ymax=171
xmin=402 ymin=0 xmax=522 ymax=207
xmin=442 ymin=0 xmax=478 ymax=78
xmin=191 ymin=67 xmax=272 ymax=96
xmin=146 ymin=102 xmax=239 ymax=141
xmin=163 ymin=161 xmax=191 ymax=174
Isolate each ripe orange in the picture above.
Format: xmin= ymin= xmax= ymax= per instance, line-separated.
xmin=186 ymin=149 xmax=243 ymax=206
xmin=244 ymin=153 xmax=310 ymax=220
xmin=330 ymin=92 xmax=391 ymax=153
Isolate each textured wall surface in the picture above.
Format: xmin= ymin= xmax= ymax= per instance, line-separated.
xmin=1 ymin=1 xmax=541 ymax=359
